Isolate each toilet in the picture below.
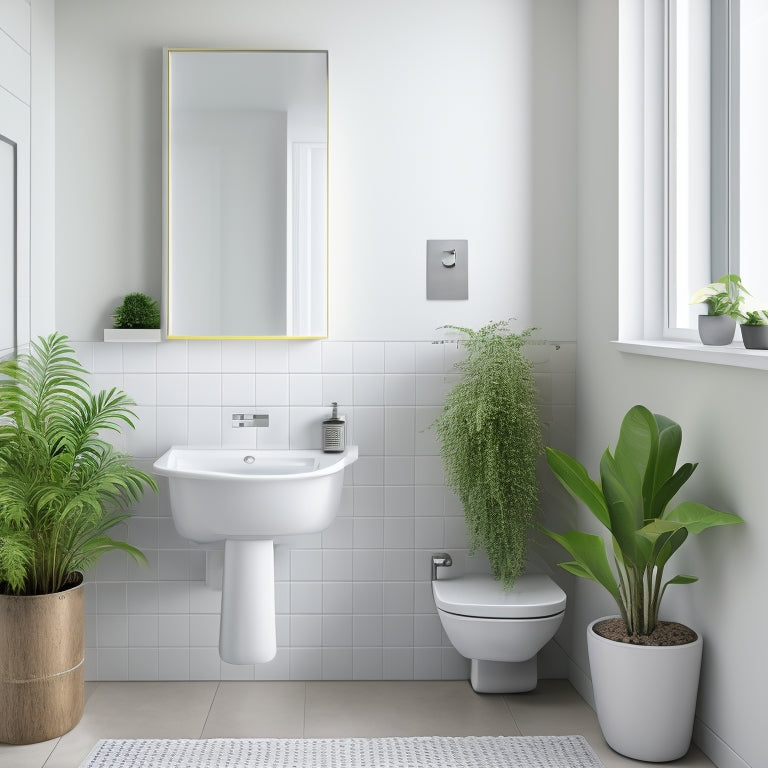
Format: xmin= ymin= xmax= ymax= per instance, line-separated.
xmin=433 ymin=571 xmax=566 ymax=693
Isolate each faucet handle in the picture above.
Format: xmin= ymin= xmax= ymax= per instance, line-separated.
xmin=431 ymin=552 xmax=453 ymax=581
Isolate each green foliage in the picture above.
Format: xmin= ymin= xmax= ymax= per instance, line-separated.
xmin=742 ymin=310 xmax=768 ymax=326
xmin=434 ymin=320 xmax=542 ymax=588
xmin=113 ymin=293 xmax=160 ymax=329
xmin=544 ymin=405 xmax=744 ymax=637
xmin=689 ymin=274 xmax=748 ymax=319
xmin=0 ymin=333 xmax=157 ymax=595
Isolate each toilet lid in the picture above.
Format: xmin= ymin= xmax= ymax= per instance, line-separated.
xmin=432 ymin=574 xmax=566 ymax=619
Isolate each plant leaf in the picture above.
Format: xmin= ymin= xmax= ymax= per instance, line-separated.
xmin=545 ymin=447 xmax=609 ymax=528
xmin=542 ymin=528 xmax=621 ymax=604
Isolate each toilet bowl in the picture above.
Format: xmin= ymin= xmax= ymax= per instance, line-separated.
xmin=433 ymin=573 xmax=566 ymax=693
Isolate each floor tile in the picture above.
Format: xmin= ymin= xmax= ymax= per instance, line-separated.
xmin=0 ymin=679 xmax=717 ymax=768
xmin=202 ymin=682 xmax=306 ymax=738
xmin=304 ymin=680 xmax=522 ymax=737
xmin=504 ymin=680 xmax=714 ymax=768
xmin=42 ymin=682 xmax=218 ymax=768
xmin=504 ymin=679 xmax=603 ymax=736
xmin=0 ymin=740 xmax=57 ymax=768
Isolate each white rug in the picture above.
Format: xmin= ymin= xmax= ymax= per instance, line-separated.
xmin=80 ymin=735 xmax=605 ymax=768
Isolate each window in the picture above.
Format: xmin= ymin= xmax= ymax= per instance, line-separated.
xmin=666 ymin=0 xmax=768 ymax=339
xmin=739 ymin=0 xmax=768 ymax=302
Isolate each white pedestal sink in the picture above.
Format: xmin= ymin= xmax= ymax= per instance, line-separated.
xmin=153 ymin=446 xmax=358 ymax=664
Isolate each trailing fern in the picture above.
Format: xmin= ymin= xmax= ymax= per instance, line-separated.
xmin=0 ymin=333 xmax=156 ymax=595
xmin=434 ymin=320 xmax=542 ymax=588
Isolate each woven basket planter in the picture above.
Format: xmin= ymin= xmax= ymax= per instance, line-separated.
xmin=0 ymin=574 xmax=85 ymax=744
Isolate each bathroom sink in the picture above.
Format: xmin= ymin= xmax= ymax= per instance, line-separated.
xmin=153 ymin=445 xmax=358 ymax=665
xmin=153 ymin=446 xmax=358 ymax=542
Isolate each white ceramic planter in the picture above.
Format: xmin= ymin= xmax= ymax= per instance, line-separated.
xmin=587 ymin=617 xmax=703 ymax=763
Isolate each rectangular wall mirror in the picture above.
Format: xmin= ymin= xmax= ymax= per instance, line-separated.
xmin=163 ymin=49 xmax=328 ymax=339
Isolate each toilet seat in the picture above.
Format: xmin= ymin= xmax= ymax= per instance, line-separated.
xmin=432 ymin=574 xmax=566 ymax=619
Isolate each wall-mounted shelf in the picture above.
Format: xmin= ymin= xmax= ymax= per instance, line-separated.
xmin=103 ymin=329 xmax=162 ymax=343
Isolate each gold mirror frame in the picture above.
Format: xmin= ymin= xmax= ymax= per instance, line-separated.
xmin=163 ymin=48 xmax=329 ymax=340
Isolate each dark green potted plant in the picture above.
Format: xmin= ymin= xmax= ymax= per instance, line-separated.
xmin=689 ymin=273 xmax=748 ymax=345
xmin=0 ymin=333 xmax=156 ymax=744
xmin=740 ymin=309 xmax=768 ymax=350
xmin=104 ymin=292 xmax=161 ymax=341
xmin=433 ymin=320 xmax=542 ymax=588
xmin=544 ymin=405 xmax=743 ymax=761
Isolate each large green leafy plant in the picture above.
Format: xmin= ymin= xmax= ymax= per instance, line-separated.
xmin=434 ymin=320 xmax=542 ymax=588
xmin=0 ymin=333 xmax=156 ymax=596
xmin=545 ymin=405 xmax=743 ymax=637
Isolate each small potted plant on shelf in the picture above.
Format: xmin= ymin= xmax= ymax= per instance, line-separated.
xmin=739 ymin=309 xmax=768 ymax=350
xmin=689 ymin=273 xmax=748 ymax=345
xmin=0 ymin=333 xmax=156 ymax=744
xmin=104 ymin=292 xmax=161 ymax=342
xmin=543 ymin=405 xmax=743 ymax=762
xmin=433 ymin=319 xmax=542 ymax=588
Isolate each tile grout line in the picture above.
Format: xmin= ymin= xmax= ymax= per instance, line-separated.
xmin=501 ymin=694 xmax=524 ymax=737
xmin=199 ymin=681 xmax=222 ymax=738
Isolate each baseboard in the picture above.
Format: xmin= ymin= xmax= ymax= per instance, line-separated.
xmin=693 ymin=719 xmax=752 ymax=768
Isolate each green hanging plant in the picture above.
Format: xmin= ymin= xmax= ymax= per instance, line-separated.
xmin=434 ymin=320 xmax=542 ymax=588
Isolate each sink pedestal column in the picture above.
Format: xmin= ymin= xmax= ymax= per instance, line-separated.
xmin=219 ymin=539 xmax=276 ymax=664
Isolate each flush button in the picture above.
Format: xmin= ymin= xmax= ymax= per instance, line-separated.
xmin=426 ymin=239 xmax=468 ymax=300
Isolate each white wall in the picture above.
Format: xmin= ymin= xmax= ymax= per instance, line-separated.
xmin=42 ymin=0 xmax=764 ymax=763
xmin=54 ymin=0 xmax=577 ymax=342
xmin=0 ymin=0 xmax=32 ymax=355
xmin=574 ymin=2 xmax=761 ymax=767
xmin=74 ymin=337 xmax=575 ymax=683
xmin=49 ymin=0 xmax=580 ymax=684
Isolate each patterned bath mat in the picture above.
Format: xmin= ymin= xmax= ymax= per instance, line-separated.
xmin=80 ymin=735 xmax=605 ymax=768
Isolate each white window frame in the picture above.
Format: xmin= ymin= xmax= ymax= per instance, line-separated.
xmin=614 ymin=0 xmax=768 ymax=370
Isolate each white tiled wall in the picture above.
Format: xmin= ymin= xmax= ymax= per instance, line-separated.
xmin=73 ymin=338 xmax=576 ymax=681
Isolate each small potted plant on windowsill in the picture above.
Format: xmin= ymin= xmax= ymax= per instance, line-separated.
xmin=104 ymin=292 xmax=162 ymax=342
xmin=689 ymin=273 xmax=748 ymax=345
xmin=739 ymin=310 xmax=768 ymax=350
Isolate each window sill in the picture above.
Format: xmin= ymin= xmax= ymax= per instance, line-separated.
xmin=613 ymin=339 xmax=768 ymax=371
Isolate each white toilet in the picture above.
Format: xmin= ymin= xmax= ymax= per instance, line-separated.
xmin=433 ymin=570 xmax=566 ymax=693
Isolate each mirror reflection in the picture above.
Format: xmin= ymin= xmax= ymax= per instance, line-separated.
xmin=165 ymin=49 xmax=328 ymax=338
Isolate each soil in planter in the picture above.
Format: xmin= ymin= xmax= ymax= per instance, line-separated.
xmin=594 ymin=618 xmax=697 ymax=646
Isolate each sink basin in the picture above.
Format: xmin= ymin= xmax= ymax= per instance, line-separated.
xmin=153 ymin=445 xmax=358 ymax=665
xmin=153 ymin=446 xmax=358 ymax=543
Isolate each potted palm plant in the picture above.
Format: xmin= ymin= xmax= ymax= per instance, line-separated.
xmin=544 ymin=405 xmax=743 ymax=762
xmin=0 ymin=333 xmax=155 ymax=744
xmin=433 ymin=320 xmax=542 ymax=587
xmin=739 ymin=310 xmax=768 ymax=350
xmin=689 ymin=273 xmax=748 ymax=345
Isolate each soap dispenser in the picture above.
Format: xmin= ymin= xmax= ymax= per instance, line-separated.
xmin=322 ymin=402 xmax=346 ymax=453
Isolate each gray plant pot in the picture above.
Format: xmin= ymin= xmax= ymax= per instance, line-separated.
xmin=740 ymin=324 xmax=768 ymax=349
xmin=698 ymin=315 xmax=736 ymax=345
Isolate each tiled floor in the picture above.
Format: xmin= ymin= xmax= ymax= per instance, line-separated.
xmin=0 ymin=680 xmax=715 ymax=768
